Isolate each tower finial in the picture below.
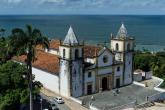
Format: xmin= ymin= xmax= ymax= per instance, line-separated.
xmin=63 ymin=26 xmax=79 ymax=45
xmin=116 ymin=23 xmax=127 ymax=38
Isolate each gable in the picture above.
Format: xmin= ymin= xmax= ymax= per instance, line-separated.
xmin=97 ymin=48 xmax=114 ymax=67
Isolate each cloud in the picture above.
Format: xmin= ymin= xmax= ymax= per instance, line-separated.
xmin=6 ymin=0 xmax=22 ymax=3
xmin=0 ymin=0 xmax=165 ymax=14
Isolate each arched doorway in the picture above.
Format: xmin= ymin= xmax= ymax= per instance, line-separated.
xmin=102 ymin=77 xmax=108 ymax=91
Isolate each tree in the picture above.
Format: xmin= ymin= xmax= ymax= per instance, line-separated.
xmin=9 ymin=25 xmax=49 ymax=110
xmin=0 ymin=29 xmax=12 ymax=63
xmin=0 ymin=37 xmax=12 ymax=63
xmin=0 ymin=61 xmax=25 ymax=110
xmin=0 ymin=61 xmax=42 ymax=110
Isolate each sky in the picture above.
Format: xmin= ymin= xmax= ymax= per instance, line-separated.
xmin=0 ymin=0 xmax=165 ymax=15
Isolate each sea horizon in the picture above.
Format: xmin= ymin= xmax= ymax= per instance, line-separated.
xmin=0 ymin=15 xmax=165 ymax=52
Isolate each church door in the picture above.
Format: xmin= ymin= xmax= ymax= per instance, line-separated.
xmin=116 ymin=78 xmax=120 ymax=88
xmin=102 ymin=77 xmax=108 ymax=91
xmin=87 ymin=84 xmax=92 ymax=95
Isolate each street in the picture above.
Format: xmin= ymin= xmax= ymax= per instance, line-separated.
xmin=40 ymin=92 xmax=71 ymax=110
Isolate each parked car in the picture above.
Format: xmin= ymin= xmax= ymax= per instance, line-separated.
xmin=51 ymin=103 xmax=59 ymax=110
xmin=54 ymin=97 xmax=64 ymax=104
xmin=35 ymin=94 xmax=41 ymax=102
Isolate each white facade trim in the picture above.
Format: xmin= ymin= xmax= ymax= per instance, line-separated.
xmin=69 ymin=96 xmax=82 ymax=105
xmin=133 ymin=81 xmax=145 ymax=87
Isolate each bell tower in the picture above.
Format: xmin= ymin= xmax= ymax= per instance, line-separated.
xmin=59 ymin=26 xmax=84 ymax=97
xmin=111 ymin=23 xmax=134 ymax=85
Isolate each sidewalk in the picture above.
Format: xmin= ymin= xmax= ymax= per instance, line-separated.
xmin=40 ymin=88 xmax=89 ymax=110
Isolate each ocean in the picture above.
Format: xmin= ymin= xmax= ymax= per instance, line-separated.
xmin=0 ymin=15 xmax=165 ymax=51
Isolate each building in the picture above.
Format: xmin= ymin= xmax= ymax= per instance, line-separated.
xmin=13 ymin=23 xmax=135 ymax=98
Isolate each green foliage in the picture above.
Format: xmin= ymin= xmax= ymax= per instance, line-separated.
xmin=0 ymin=61 xmax=42 ymax=110
xmin=134 ymin=50 xmax=165 ymax=88
xmin=0 ymin=25 xmax=48 ymax=110
xmin=134 ymin=51 xmax=154 ymax=72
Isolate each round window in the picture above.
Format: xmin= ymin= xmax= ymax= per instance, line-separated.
xmin=103 ymin=55 xmax=108 ymax=63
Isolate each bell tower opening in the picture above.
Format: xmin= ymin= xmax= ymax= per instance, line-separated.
xmin=63 ymin=49 xmax=65 ymax=58
xmin=127 ymin=43 xmax=130 ymax=51
xmin=75 ymin=49 xmax=79 ymax=59
xmin=116 ymin=43 xmax=119 ymax=51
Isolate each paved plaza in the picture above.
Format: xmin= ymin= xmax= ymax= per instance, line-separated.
xmin=79 ymin=84 xmax=160 ymax=110
xmin=141 ymin=78 xmax=162 ymax=89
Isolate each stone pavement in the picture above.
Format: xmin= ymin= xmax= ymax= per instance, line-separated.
xmin=79 ymin=84 xmax=159 ymax=110
xmin=40 ymin=88 xmax=89 ymax=110
xmin=141 ymin=78 xmax=162 ymax=89
xmin=137 ymin=102 xmax=165 ymax=110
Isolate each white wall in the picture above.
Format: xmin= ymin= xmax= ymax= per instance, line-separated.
xmin=145 ymin=71 xmax=152 ymax=80
xmin=133 ymin=73 xmax=142 ymax=82
xmin=111 ymin=40 xmax=124 ymax=51
xmin=85 ymin=58 xmax=95 ymax=64
xmin=32 ymin=67 xmax=60 ymax=94
xmin=59 ymin=60 xmax=71 ymax=97
xmin=98 ymin=68 xmax=112 ymax=75
xmin=97 ymin=50 xmax=113 ymax=67
xmin=59 ymin=46 xmax=70 ymax=59
xmin=124 ymin=53 xmax=133 ymax=85
xmin=84 ymin=70 xmax=96 ymax=94
xmin=47 ymin=49 xmax=59 ymax=55
xmin=114 ymin=65 xmax=123 ymax=87
xmin=114 ymin=65 xmax=123 ymax=77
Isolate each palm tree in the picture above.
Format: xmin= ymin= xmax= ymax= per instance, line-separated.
xmin=0 ymin=29 xmax=12 ymax=63
xmin=10 ymin=25 xmax=49 ymax=110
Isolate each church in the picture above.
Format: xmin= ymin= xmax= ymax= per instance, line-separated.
xmin=13 ymin=23 xmax=135 ymax=98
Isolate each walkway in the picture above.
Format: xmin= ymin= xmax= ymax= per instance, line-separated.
xmin=40 ymin=88 xmax=88 ymax=110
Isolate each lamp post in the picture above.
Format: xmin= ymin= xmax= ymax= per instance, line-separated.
xmin=40 ymin=98 xmax=43 ymax=110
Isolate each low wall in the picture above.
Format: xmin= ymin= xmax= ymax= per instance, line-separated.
xmin=133 ymin=81 xmax=145 ymax=87
xmin=152 ymin=76 xmax=165 ymax=92
xmin=148 ymin=92 xmax=165 ymax=102
xmin=89 ymin=103 xmax=100 ymax=110
xmin=89 ymin=101 xmax=136 ymax=110
xmin=152 ymin=76 xmax=164 ymax=87
xmin=110 ymin=101 xmax=136 ymax=110
xmin=69 ymin=96 xmax=82 ymax=105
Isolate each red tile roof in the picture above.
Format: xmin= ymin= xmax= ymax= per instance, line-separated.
xmin=13 ymin=50 xmax=60 ymax=74
xmin=48 ymin=39 xmax=102 ymax=58
xmin=84 ymin=45 xmax=102 ymax=58
xmin=49 ymin=39 xmax=61 ymax=50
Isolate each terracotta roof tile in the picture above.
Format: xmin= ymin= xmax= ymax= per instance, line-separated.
xmin=84 ymin=45 xmax=102 ymax=58
xmin=13 ymin=50 xmax=59 ymax=74
xmin=49 ymin=39 xmax=61 ymax=50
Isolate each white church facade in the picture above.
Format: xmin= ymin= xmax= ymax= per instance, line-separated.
xmin=13 ymin=24 xmax=135 ymax=98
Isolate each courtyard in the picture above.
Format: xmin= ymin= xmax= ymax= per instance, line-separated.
xmin=79 ymin=84 xmax=160 ymax=110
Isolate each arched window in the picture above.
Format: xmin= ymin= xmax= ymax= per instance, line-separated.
xmin=63 ymin=49 xmax=65 ymax=58
xmin=75 ymin=49 xmax=79 ymax=59
xmin=127 ymin=43 xmax=130 ymax=51
xmin=116 ymin=43 xmax=119 ymax=51
xmin=117 ymin=66 xmax=120 ymax=71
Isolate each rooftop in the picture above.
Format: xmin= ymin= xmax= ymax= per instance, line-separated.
xmin=84 ymin=45 xmax=102 ymax=58
xmin=13 ymin=50 xmax=60 ymax=74
xmin=49 ymin=39 xmax=61 ymax=50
